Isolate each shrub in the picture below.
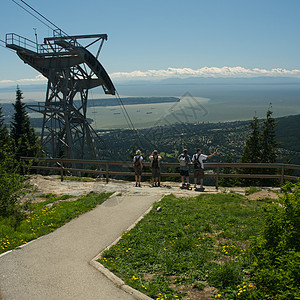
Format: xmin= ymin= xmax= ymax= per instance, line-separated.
xmin=0 ymin=164 xmax=24 ymax=221
xmin=208 ymin=262 xmax=243 ymax=289
xmin=249 ymin=181 xmax=300 ymax=299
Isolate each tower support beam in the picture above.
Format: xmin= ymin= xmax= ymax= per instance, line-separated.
xmin=6 ymin=31 xmax=115 ymax=160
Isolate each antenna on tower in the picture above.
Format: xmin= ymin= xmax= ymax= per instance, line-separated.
xmin=33 ymin=28 xmax=38 ymax=52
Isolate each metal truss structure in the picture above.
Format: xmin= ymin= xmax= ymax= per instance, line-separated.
xmin=6 ymin=30 xmax=116 ymax=160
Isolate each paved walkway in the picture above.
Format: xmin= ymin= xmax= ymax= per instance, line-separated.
xmin=0 ymin=177 xmax=231 ymax=300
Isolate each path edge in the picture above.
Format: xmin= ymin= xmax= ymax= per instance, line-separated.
xmin=89 ymin=195 xmax=165 ymax=300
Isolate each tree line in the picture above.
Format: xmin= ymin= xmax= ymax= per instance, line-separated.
xmin=0 ymin=86 xmax=39 ymax=167
xmin=220 ymin=104 xmax=280 ymax=187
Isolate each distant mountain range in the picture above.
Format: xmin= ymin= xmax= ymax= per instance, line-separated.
xmin=158 ymin=76 xmax=300 ymax=85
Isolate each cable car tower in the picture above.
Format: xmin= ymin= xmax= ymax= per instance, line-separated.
xmin=6 ymin=28 xmax=116 ymax=160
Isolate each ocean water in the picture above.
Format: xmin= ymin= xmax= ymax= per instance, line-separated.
xmin=86 ymin=96 xmax=210 ymax=129
xmin=86 ymin=83 xmax=300 ymax=129
xmin=2 ymin=82 xmax=300 ymax=129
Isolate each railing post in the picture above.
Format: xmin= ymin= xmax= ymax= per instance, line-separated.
xmin=60 ymin=160 xmax=64 ymax=182
xmin=280 ymin=164 xmax=284 ymax=186
xmin=106 ymin=162 xmax=109 ymax=183
xmin=216 ymin=165 xmax=219 ymax=190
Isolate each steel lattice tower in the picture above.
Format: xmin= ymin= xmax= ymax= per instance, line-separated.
xmin=6 ymin=30 xmax=116 ymax=160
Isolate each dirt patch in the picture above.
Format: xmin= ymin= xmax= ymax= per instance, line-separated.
xmin=246 ymin=190 xmax=279 ymax=201
xmin=19 ymin=174 xmax=225 ymax=206
xmin=181 ymin=285 xmax=218 ymax=300
xmin=142 ymin=273 xmax=156 ymax=281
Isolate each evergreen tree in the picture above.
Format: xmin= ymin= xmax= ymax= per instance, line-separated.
xmin=0 ymin=107 xmax=15 ymax=172
xmin=241 ymin=114 xmax=261 ymax=163
xmin=0 ymin=105 xmax=14 ymax=170
xmin=261 ymin=104 xmax=279 ymax=163
xmin=260 ymin=104 xmax=280 ymax=186
xmin=0 ymin=106 xmax=9 ymax=145
xmin=10 ymin=86 xmax=40 ymax=161
xmin=241 ymin=105 xmax=280 ymax=186
xmin=240 ymin=114 xmax=262 ymax=186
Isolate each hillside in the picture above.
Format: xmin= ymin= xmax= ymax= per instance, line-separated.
xmin=97 ymin=114 xmax=300 ymax=165
xmin=275 ymin=114 xmax=300 ymax=152
xmin=1 ymin=96 xmax=299 ymax=164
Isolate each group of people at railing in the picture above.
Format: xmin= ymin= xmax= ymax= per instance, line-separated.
xmin=133 ymin=148 xmax=216 ymax=190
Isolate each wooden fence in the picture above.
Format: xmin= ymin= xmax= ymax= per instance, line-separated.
xmin=20 ymin=157 xmax=300 ymax=188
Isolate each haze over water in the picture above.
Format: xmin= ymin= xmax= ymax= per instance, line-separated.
xmin=1 ymin=79 xmax=299 ymax=130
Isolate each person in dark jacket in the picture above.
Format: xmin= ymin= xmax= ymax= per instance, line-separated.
xmin=149 ymin=150 xmax=162 ymax=187
xmin=177 ymin=149 xmax=191 ymax=187
xmin=133 ymin=150 xmax=143 ymax=187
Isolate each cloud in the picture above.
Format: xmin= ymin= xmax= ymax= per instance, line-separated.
xmin=110 ymin=66 xmax=300 ymax=80
xmin=0 ymin=79 xmax=14 ymax=84
xmin=0 ymin=74 xmax=47 ymax=87
xmin=1 ymin=67 xmax=300 ymax=88
xmin=16 ymin=74 xmax=47 ymax=83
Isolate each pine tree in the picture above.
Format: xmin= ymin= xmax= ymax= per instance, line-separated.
xmin=240 ymin=114 xmax=262 ymax=186
xmin=241 ymin=115 xmax=261 ymax=163
xmin=0 ymin=107 xmax=11 ymax=169
xmin=10 ymin=86 xmax=40 ymax=161
xmin=261 ymin=104 xmax=279 ymax=164
xmin=241 ymin=105 xmax=280 ymax=186
xmin=260 ymin=104 xmax=280 ymax=186
xmin=0 ymin=105 xmax=13 ymax=169
xmin=0 ymin=106 xmax=9 ymax=145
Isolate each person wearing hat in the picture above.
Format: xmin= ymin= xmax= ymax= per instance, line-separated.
xmin=149 ymin=150 xmax=162 ymax=187
xmin=133 ymin=149 xmax=143 ymax=187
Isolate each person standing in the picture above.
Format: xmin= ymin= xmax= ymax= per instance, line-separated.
xmin=149 ymin=150 xmax=162 ymax=187
xmin=192 ymin=148 xmax=216 ymax=189
xmin=133 ymin=150 xmax=143 ymax=187
xmin=177 ymin=149 xmax=191 ymax=187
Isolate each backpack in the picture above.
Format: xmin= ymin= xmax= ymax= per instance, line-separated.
xmin=134 ymin=155 xmax=141 ymax=167
xmin=152 ymin=156 xmax=159 ymax=168
xmin=194 ymin=154 xmax=201 ymax=169
xmin=179 ymin=155 xmax=187 ymax=166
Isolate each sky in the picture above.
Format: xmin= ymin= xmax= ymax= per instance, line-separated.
xmin=1 ymin=0 xmax=300 ymax=88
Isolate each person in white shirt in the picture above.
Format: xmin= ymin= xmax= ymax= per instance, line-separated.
xmin=192 ymin=148 xmax=216 ymax=188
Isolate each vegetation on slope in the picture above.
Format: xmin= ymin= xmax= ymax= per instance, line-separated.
xmin=100 ymin=182 xmax=300 ymax=299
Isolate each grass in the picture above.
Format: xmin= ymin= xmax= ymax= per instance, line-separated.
xmin=100 ymin=193 xmax=269 ymax=299
xmin=0 ymin=192 xmax=112 ymax=254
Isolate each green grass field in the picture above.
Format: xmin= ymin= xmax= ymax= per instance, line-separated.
xmin=100 ymin=193 xmax=272 ymax=299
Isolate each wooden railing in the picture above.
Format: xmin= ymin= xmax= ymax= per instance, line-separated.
xmin=20 ymin=157 xmax=300 ymax=188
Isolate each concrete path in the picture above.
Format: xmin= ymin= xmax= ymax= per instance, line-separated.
xmin=0 ymin=176 xmax=232 ymax=300
xmin=0 ymin=193 xmax=160 ymax=299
